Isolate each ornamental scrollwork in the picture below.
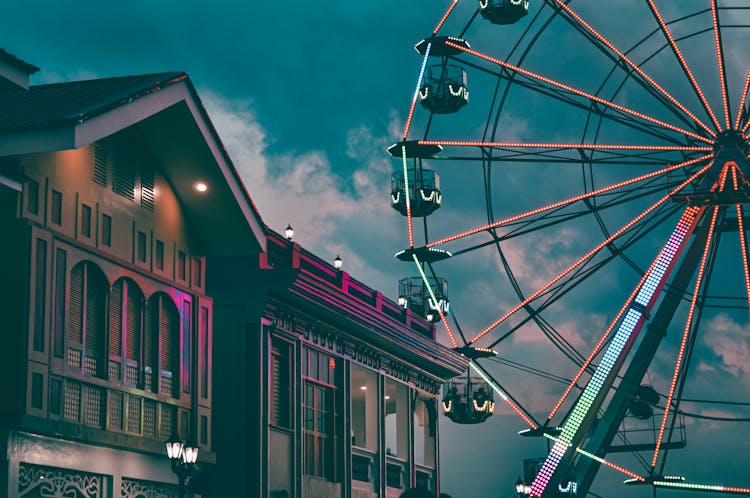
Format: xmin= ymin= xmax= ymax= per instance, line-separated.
xmin=18 ymin=462 xmax=103 ymax=498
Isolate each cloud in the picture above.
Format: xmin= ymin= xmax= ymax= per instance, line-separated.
xmin=703 ymin=313 xmax=750 ymax=378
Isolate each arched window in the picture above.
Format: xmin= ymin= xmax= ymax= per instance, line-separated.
xmin=146 ymin=293 xmax=179 ymax=397
xmin=67 ymin=261 xmax=108 ymax=378
xmin=109 ymin=278 xmax=144 ymax=386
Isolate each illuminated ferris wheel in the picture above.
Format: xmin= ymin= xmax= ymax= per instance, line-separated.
xmin=390 ymin=1 xmax=750 ymax=496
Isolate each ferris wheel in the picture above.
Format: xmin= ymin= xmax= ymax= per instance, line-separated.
xmin=390 ymin=1 xmax=750 ymax=497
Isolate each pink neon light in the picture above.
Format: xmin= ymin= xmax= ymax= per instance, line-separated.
xmin=433 ymin=0 xmax=458 ymax=35
xmin=426 ymin=155 xmax=712 ymax=248
xmin=645 ymin=0 xmax=722 ymax=131
xmin=735 ymin=68 xmax=750 ymax=130
xmin=469 ymin=163 xmax=713 ymax=345
xmin=418 ymin=140 xmax=712 ymax=152
xmin=711 ymin=0 xmax=731 ymax=131
xmin=554 ymin=0 xmax=715 ymax=137
xmin=547 ymin=255 xmax=662 ymax=421
xmin=652 ymin=203 xmax=720 ymax=468
xmin=443 ymin=40 xmax=714 ymax=144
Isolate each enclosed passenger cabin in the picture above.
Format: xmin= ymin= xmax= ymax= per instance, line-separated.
xmin=419 ymin=64 xmax=469 ymax=114
xmin=391 ymin=168 xmax=442 ymax=217
xmin=479 ymin=0 xmax=529 ymax=25
xmin=442 ymin=376 xmax=494 ymax=424
xmin=398 ymin=276 xmax=448 ymax=323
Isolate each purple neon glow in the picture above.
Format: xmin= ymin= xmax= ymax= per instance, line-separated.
xmin=529 ymin=207 xmax=701 ymax=497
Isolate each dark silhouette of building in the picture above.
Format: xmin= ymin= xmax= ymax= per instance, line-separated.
xmin=0 ymin=50 xmax=265 ymax=497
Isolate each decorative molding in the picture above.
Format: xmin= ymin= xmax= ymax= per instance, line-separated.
xmin=121 ymin=477 xmax=179 ymax=498
xmin=18 ymin=462 xmax=105 ymax=498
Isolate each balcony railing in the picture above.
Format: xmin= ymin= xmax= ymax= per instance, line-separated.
xmin=415 ymin=464 xmax=435 ymax=492
xmin=51 ymin=374 xmax=189 ymax=445
xmin=352 ymin=447 xmax=377 ymax=484
xmin=385 ymin=456 xmax=407 ymax=490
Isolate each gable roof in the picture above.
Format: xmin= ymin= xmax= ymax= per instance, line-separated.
xmin=0 ymin=72 xmax=183 ymax=132
xmin=0 ymin=71 xmax=266 ymax=255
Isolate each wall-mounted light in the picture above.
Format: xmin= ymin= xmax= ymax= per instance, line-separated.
xmin=334 ymin=255 xmax=343 ymax=270
xmin=284 ymin=224 xmax=294 ymax=241
xmin=398 ymin=295 xmax=407 ymax=308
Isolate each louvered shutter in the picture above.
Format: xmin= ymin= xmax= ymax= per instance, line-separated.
xmin=109 ymin=281 xmax=122 ymax=356
xmin=125 ymin=283 xmax=141 ymax=361
xmin=68 ymin=265 xmax=83 ymax=344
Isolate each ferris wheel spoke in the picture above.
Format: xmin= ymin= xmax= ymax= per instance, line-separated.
xmin=458 ymin=56 xmax=700 ymax=145
xmin=645 ymin=0 xmax=723 ymax=131
xmin=468 ymin=162 xmax=713 ymax=345
xmin=425 ymin=154 xmax=712 ymax=248
xmin=729 ymin=166 xmax=750 ymax=310
xmin=711 ymin=0 xmax=732 ymax=131
xmin=420 ymin=140 xmax=711 ymax=153
xmin=651 ymin=204 xmax=721 ymax=470
xmin=548 ymin=0 xmax=715 ymax=137
xmin=432 ymin=0 xmax=459 ymax=35
xmin=734 ymin=68 xmax=750 ymax=131
xmin=469 ymin=360 xmax=540 ymax=430
xmin=444 ymin=40 xmax=714 ymax=143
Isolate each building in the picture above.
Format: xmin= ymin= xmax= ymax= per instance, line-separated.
xmin=208 ymin=230 xmax=468 ymax=498
xmin=0 ymin=50 xmax=265 ymax=497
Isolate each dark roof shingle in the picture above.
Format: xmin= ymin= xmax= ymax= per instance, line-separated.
xmin=0 ymin=71 xmax=186 ymax=132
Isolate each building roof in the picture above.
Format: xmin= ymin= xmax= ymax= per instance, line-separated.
xmin=0 ymin=48 xmax=40 ymax=75
xmin=0 ymin=72 xmax=184 ymax=132
xmin=0 ymin=69 xmax=266 ymax=255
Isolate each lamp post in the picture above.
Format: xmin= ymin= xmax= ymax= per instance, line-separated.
xmin=515 ymin=477 xmax=531 ymax=497
xmin=166 ymin=435 xmax=199 ymax=498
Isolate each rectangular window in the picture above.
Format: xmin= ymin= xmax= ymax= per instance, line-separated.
xmin=194 ymin=258 xmax=202 ymax=287
xmin=31 ymin=372 xmax=43 ymax=409
xmin=178 ymin=251 xmax=186 ymax=280
xmin=50 ymin=377 xmax=62 ymax=415
xmin=155 ymin=240 xmax=164 ymax=270
xmin=101 ymin=214 xmax=112 ymax=247
xmin=270 ymin=340 xmax=291 ymax=428
xmin=27 ymin=179 xmax=39 ymax=215
xmin=53 ymin=248 xmax=66 ymax=358
xmin=81 ymin=204 xmax=92 ymax=238
xmin=182 ymin=301 xmax=191 ymax=394
xmin=200 ymin=415 xmax=208 ymax=445
xmin=51 ymin=190 xmax=62 ymax=225
xmin=137 ymin=231 xmax=147 ymax=262
xmin=303 ymin=379 xmax=337 ymax=481
xmin=33 ymin=239 xmax=47 ymax=352
xmin=200 ymin=307 xmax=209 ymax=399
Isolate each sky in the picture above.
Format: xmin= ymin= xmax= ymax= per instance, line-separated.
xmin=5 ymin=1 xmax=750 ymax=497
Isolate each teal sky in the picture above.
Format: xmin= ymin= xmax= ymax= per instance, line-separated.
xmin=5 ymin=2 xmax=750 ymax=497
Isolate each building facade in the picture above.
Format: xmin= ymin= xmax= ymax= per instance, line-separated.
xmin=0 ymin=51 xmax=265 ymax=498
xmin=209 ymin=231 xmax=468 ymax=498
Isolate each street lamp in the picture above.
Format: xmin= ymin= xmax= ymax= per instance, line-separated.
xmin=515 ymin=477 xmax=531 ymax=497
xmin=284 ymin=224 xmax=294 ymax=241
xmin=166 ymin=435 xmax=199 ymax=498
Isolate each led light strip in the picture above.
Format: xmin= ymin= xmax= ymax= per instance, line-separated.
xmin=443 ymin=40 xmax=713 ymax=144
xmin=418 ymin=140 xmax=712 ymax=152
xmin=426 ymin=155 xmax=711 ymax=248
xmin=412 ymin=254 xmax=457 ymax=347
xmin=401 ymin=146 xmax=415 ymax=248
xmin=710 ymin=0 xmax=731 ymax=131
xmin=653 ymin=481 xmax=750 ymax=494
xmin=541 ymin=433 xmax=644 ymax=482
xmin=645 ymin=0 xmax=722 ymax=131
xmin=731 ymin=167 xmax=750 ymax=309
xmin=469 ymin=361 xmax=538 ymax=429
xmin=402 ymin=42 xmax=432 ymax=141
xmin=651 ymin=204 xmax=719 ymax=469
xmin=554 ymin=0 xmax=715 ymax=137
xmin=469 ymin=164 xmax=712 ymax=345
xmin=548 ymin=252 xmax=662 ymax=421
xmin=433 ymin=0 xmax=459 ymax=35
xmin=529 ymin=206 xmax=703 ymax=497
xmin=735 ymin=68 xmax=750 ymax=131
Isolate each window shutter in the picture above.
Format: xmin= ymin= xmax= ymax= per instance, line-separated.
xmin=113 ymin=161 xmax=135 ymax=201
xmin=141 ymin=166 xmax=154 ymax=212
xmin=125 ymin=283 xmax=141 ymax=361
xmin=68 ymin=265 xmax=83 ymax=344
xmin=109 ymin=281 xmax=122 ymax=356
xmin=85 ymin=271 xmax=105 ymax=357
xmin=144 ymin=300 xmax=154 ymax=368
xmin=93 ymin=142 xmax=108 ymax=186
